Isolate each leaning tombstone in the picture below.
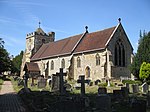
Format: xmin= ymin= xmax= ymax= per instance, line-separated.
xmin=142 ymin=82 xmax=149 ymax=93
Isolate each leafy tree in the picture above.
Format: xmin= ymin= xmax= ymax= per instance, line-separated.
xmin=0 ymin=38 xmax=11 ymax=74
xmin=139 ymin=62 xmax=150 ymax=81
xmin=11 ymin=51 xmax=24 ymax=75
xmin=131 ymin=31 xmax=150 ymax=79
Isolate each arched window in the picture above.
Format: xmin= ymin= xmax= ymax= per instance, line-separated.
xmin=96 ymin=54 xmax=100 ymax=66
xmin=77 ymin=57 xmax=81 ymax=68
xmin=51 ymin=60 xmax=54 ymax=70
xmin=85 ymin=66 xmax=90 ymax=78
xmin=61 ymin=59 xmax=65 ymax=68
xmin=114 ymin=39 xmax=125 ymax=67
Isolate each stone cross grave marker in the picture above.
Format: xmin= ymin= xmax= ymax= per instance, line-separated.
xmin=37 ymin=77 xmax=47 ymax=88
xmin=77 ymin=75 xmax=89 ymax=96
xmin=142 ymin=82 xmax=149 ymax=93
xmin=23 ymin=72 xmax=30 ymax=93
xmin=59 ymin=68 xmax=67 ymax=95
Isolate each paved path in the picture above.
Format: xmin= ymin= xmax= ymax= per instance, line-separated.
xmin=0 ymin=81 xmax=26 ymax=112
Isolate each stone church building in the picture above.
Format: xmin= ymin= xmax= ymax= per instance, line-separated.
xmin=21 ymin=20 xmax=133 ymax=81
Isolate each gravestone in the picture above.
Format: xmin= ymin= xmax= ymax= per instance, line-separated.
xmin=77 ymin=75 xmax=89 ymax=96
xmin=37 ymin=77 xmax=47 ymax=88
xmin=51 ymin=74 xmax=59 ymax=92
xmin=98 ymin=87 xmax=107 ymax=95
xmin=132 ymin=84 xmax=139 ymax=93
xmin=95 ymin=95 xmax=111 ymax=112
xmin=51 ymin=68 xmax=66 ymax=95
xmin=142 ymin=82 xmax=149 ymax=93
xmin=121 ymin=87 xmax=128 ymax=98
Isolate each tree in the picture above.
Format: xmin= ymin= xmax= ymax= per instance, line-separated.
xmin=131 ymin=31 xmax=150 ymax=79
xmin=11 ymin=51 xmax=24 ymax=75
xmin=139 ymin=62 xmax=150 ymax=82
xmin=0 ymin=38 xmax=11 ymax=74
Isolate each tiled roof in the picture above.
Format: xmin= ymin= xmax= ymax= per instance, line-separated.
xmin=24 ymin=62 xmax=40 ymax=72
xmin=31 ymin=25 xmax=116 ymax=61
xmin=31 ymin=34 xmax=82 ymax=60
xmin=74 ymin=26 xmax=116 ymax=53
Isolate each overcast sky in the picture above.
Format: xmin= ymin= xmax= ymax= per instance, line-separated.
xmin=0 ymin=0 xmax=150 ymax=56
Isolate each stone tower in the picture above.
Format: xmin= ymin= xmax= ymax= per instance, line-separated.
xmin=20 ymin=26 xmax=55 ymax=77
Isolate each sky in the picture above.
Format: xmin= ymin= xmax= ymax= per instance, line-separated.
xmin=0 ymin=0 xmax=150 ymax=56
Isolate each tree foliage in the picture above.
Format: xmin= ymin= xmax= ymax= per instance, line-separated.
xmin=139 ymin=62 xmax=150 ymax=81
xmin=131 ymin=31 xmax=150 ymax=79
xmin=0 ymin=38 xmax=11 ymax=74
xmin=11 ymin=51 xmax=23 ymax=75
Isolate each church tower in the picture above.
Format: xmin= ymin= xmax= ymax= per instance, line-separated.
xmin=25 ymin=27 xmax=55 ymax=62
xmin=20 ymin=23 xmax=55 ymax=77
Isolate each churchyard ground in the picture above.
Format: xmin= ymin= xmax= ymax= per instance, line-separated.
xmin=9 ymin=76 xmax=150 ymax=112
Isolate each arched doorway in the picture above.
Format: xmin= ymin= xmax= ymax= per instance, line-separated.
xmin=85 ymin=66 xmax=90 ymax=78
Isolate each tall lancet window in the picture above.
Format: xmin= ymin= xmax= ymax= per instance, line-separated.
xmin=51 ymin=60 xmax=54 ymax=70
xmin=61 ymin=59 xmax=65 ymax=68
xmin=96 ymin=53 xmax=100 ymax=66
xmin=77 ymin=57 xmax=81 ymax=68
xmin=114 ymin=39 xmax=125 ymax=67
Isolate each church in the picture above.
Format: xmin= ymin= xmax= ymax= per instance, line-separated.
xmin=21 ymin=19 xmax=134 ymax=81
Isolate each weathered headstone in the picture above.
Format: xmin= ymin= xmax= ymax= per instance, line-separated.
xmin=51 ymin=74 xmax=59 ymax=92
xmin=121 ymin=87 xmax=128 ymax=98
xmin=37 ymin=77 xmax=47 ymax=88
xmin=51 ymin=68 xmax=66 ymax=95
xmin=132 ymin=84 xmax=139 ymax=93
xmin=142 ymin=82 xmax=149 ymax=93
xmin=77 ymin=75 xmax=89 ymax=96
xmin=98 ymin=87 xmax=107 ymax=95
xmin=95 ymin=95 xmax=111 ymax=112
